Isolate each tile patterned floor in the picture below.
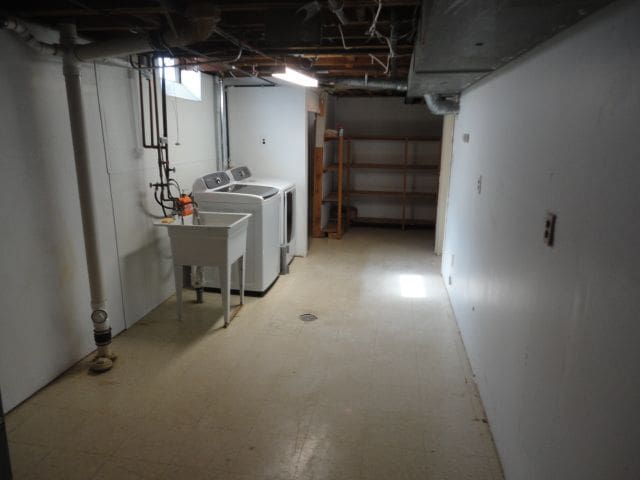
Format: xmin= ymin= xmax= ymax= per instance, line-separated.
xmin=6 ymin=228 xmax=503 ymax=479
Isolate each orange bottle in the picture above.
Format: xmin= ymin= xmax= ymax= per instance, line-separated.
xmin=179 ymin=194 xmax=193 ymax=216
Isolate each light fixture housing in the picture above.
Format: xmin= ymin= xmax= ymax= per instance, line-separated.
xmin=272 ymin=67 xmax=318 ymax=88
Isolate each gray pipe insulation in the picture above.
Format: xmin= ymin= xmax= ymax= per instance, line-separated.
xmin=3 ymin=11 xmax=218 ymax=372
xmin=1 ymin=17 xmax=60 ymax=56
xmin=2 ymin=13 xmax=219 ymax=62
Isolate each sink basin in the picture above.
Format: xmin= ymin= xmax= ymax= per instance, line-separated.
xmin=155 ymin=212 xmax=251 ymax=326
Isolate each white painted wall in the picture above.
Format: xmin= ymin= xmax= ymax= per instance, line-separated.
xmin=97 ymin=65 xmax=217 ymax=324
xmin=226 ymin=84 xmax=309 ymax=256
xmin=442 ymin=2 xmax=640 ymax=479
xmin=0 ymin=25 xmax=216 ymax=411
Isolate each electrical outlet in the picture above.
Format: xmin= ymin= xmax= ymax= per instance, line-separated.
xmin=463 ymin=133 xmax=470 ymax=143
xmin=544 ymin=212 xmax=557 ymax=246
xmin=477 ymin=175 xmax=482 ymax=194
xmin=448 ymin=275 xmax=452 ymax=285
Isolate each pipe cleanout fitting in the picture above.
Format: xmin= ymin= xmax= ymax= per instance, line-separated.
xmin=60 ymin=24 xmax=115 ymax=373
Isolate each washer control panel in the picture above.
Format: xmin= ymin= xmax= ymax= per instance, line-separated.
xmin=203 ymin=172 xmax=231 ymax=189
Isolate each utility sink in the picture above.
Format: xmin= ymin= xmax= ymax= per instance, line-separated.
xmin=155 ymin=212 xmax=251 ymax=327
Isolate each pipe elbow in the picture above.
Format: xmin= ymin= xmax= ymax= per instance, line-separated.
xmin=424 ymin=93 xmax=460 ymax=115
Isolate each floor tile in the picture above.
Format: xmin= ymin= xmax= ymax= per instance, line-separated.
xmin=93 ymin=457 xmax=168 ymax=480
xmin=4 ymin=228 xmax=503 ymax=480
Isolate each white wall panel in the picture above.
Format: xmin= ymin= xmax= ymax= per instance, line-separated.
xmin=442 ymin=2 xmax=640 ymax=478
xmin=226 ymin=84 xmax=309 ymax=256
xmin=0 ymin=26 xmax=216 ymax=411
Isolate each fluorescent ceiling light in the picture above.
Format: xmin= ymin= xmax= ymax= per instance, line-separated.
xmin=273 ymin=67 xmax=318 ymax=88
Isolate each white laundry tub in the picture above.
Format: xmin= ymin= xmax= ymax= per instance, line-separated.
xmin=156 ymin=212 xmax=251 ymax=326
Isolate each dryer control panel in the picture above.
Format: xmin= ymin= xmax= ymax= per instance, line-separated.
xmin=229 ymin=166 xmax=252 ymax=181
xmin=203 ymin=172 xmax=231 ymax=189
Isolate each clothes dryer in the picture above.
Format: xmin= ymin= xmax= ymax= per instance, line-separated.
xmin=227 ymin=166 xmax=296 ymax=268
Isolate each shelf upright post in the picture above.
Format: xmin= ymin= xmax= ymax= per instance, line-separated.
xmin=336 ymin=127 xmax=344 ymax=238
xmin=346 ymin=137 xmax=352 ymax=228
xmin=402 ymin=137 xmax=408 ymax=230
xmin=312 ymin=146 xmax=324 ymax=237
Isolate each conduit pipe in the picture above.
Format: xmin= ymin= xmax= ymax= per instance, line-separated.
xmin=424 ymin=93 xmax=460 ymax=115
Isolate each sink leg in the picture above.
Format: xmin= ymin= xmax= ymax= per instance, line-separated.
xmin=238 ymin=255 xmax=245 ymax=305
xmin=174 ymin=263 xmax=183 ymax=321
xmin=222 ymin=264 xmax=231 ymax=327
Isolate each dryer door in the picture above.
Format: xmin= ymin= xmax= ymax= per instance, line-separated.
xmin=285 ymin=189 xmax=295 ymax=244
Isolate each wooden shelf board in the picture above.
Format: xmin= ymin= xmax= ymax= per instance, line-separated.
xmin=323 ymin=222 xmax=338 ymax=233
xmin=347 ymin=135 xmax=441 ymax=142
xmin=323 ymin=222 xmax=343 ymax=239
xmin=353 ymin=217 xmax=435 ymax=227
xmin=350 ymin=190 xmax=437 ymax=199
xmin=326 ymin=190 xmax=436 ymax=202
xmin=326 ymin=162 xmax=438 ymax=171
xmin=322 ymin=192 xmax=339 ymax=203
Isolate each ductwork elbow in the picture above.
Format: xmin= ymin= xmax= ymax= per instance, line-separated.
xmin=73 ymin=4 xmax=220 ymax=62
xmin=424 ymin=93 xmax=460 ymax=115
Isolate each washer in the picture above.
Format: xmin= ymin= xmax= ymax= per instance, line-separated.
xmin=193 ymin=171 xmax=281 ymax=294
xmin=227 ymin=166 xmax=296 ymax=269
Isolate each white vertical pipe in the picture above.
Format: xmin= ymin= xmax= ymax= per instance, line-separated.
xmin=213 ymin=76 xmax=225 ymax=171
xmin=60 ymin=24 xmax=114 ymax=372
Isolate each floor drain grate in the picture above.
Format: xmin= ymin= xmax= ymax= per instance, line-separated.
xmin=299 ymin=313 xmax=318 ymax=322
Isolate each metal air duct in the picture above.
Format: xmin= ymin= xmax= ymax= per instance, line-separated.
xmin=322 ymin=77 xmax=408 ymax=92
